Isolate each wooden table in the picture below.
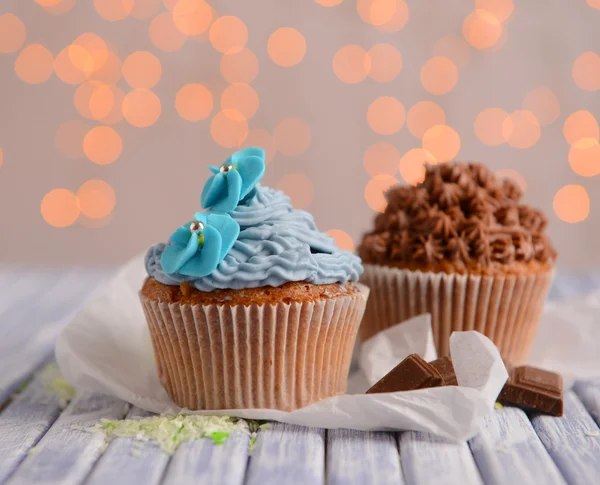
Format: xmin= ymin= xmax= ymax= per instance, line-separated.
xmin=1 ymin=267 xmax=600 ymax=485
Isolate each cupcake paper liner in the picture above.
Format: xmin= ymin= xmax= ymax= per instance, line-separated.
xmin=140 ymin=284 xmax=369 ymax=411
xmin=360 ymin=265 xmax=553 ymax=365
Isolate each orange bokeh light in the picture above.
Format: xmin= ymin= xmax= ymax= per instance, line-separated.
xmin=209 ymin=16 xmax=248 ymax=55
xmin=55 ymin=120 xmax=90 ymax=159
xmin=475 ymin=0 xmax=514 ymax=22
xmin=274 ymin=117 xmax=311 ymax=156
xmin=363 ymin=142 xmax=401 ymax=176
xmin=83 ymin=126 xmax=123 ymax=165
xmin=502 ymin=110 xmax=540 ymax=149
xmin=122 ymin=51 xmax=162 ymax=89
xmin=364 ymin=174 xmax=397 ymax=212
xmin=15 ymin=44 xmax=54 ymax=84
xmin=376 ymin=0 xmax=409 ymax=33
xmin=94 ymin=0 xmax=134 ymax=21
xmin=130 ymin=0 xmax=161 ymax=19
xmin=422 ymin=125 xmax=461 ymax=163
xmin=211 ymin=110 xmax=248 ymax=147
xmin=89 ymin=50 xmax=122 ymax=85
xmin=553 ymin=185 xmax=590 ymax=224
xmin=99 ymin=86 xmax=125 ymax=124
xmin=496 ymin=169 xmax=527 ymax=192
xmin=432 ymin=35 xmax=471 ymax=69
xmin=563 ymin=110 xmax=599 ymax=145
xmin=75 ymin=81 xmax=115 ymax=120
xmin=240 ymin=129 xmax=276 ymax=163
xmin=173 ymin=0 xmax=213 ymax=36
xmin=220 ymin=49 xmax=259 ymax=84
xmin=367 ymin=96 xmax=405 ymax=135
xmin=399 ymin=148 xmax=436 ymax=185
xmin=572 ymin=52 xmax=600 ymax=91
xmin=35 ymin=0 xmax=63 ymax=6
xmin=150 ymin=12 xmax=187 ymax=51
xmin=73 ymin=33 xmax=109 ymax=74
xmin=316 ymin=0 xmax=344 ymax=5
xmin=569 ymin=138 xmax=600 ymax=177
xmin=462 ymin=9 xmax=503 ymax=50
xmin=123 ymin=89 xmax=162 ymax=127
xmin=221 ymin=83 xmax=259 ymax=120
xmin=0 ymin=13 xmax=26 ymax=54
xmin=42 ymin=0 xmax=77 ymax=15
xmin=474 ymin=107 xmax=508 ymax=146
xmin=587 ymin=0 xmax=600 ymax=9
xmin=522 ymin=87 xmax=560 ymax=126
xmin=175 ymin=83 xmax=213 ymax=122
xmin=54 ymin=47 xmax=89 ymax=85
xmin=77 ymin=180 xmax=116 ymax=219
xmin=357 ymin=0 xmax=397 ymax=26
xmin=367 ymin=44 xmax=402 ymax=83
xmin=41 ymin=189 xmax=80 ymax=228
xmin=268 ymin=27 xmax=306 ymax=67
xmin=327 ymin=229 xmax=355 ymax=252
xmin=163 ymin=0 xmax=178 ymax=9
xmin=407 ymin=101 xmax=446 ymax=139
xmin=333 ymin=45 xmax=371 ymax=84
xmin=420 ymin=57 xmax=458 ymax=95
xmin=276 ymin=173 xmax=314 ymax=209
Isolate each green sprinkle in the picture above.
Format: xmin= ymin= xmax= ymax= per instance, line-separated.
xmin=211 ymin=431 xmax=230 ymax=445
xmin=39 ymin=364 xmax=76 ymax=409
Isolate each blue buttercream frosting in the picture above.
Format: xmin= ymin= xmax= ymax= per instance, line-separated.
xmin=145 ymin=185 xmax=363 ymax=291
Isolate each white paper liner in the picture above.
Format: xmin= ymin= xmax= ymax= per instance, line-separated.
xmin=360 ymin=264 xmax=554 ymax=365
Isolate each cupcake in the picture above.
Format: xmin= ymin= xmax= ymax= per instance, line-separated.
xmin=358 ymin=163 xmax=557 ymax=365
xmin=141 ymin=148 xmax=367 ymax=411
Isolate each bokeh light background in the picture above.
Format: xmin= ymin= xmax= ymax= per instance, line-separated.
xmin=1 ymin=0 xmax=599 ymax=267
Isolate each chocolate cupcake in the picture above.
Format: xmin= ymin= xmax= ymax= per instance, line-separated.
xmin=141 ymin=148 xmax=368 ymax=411
xmin=358 ymin=163 xmax=557 ymax=365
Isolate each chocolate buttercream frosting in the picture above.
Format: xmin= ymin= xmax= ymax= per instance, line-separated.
xmin=359 ymin=163 xmax=558 ymax=270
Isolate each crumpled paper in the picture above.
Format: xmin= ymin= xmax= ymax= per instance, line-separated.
xmin=57 ymin=253 xmax=510 ymax=440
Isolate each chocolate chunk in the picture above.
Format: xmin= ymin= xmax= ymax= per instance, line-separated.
xmin=366 ymin=354 xmax=443 ymax=394
xmin=430 ymin=357 xmax=458 ymax=386
xmin=499 ymin=366 xmax=564 ymax=417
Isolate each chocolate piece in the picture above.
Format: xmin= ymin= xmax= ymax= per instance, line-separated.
xmin=499 ymin=366 xmax=563 ymax=416
xmin=366 ymin=354 xmax=442 ymax=394
xmin=430 ymin=357 xmax=458 ymax=386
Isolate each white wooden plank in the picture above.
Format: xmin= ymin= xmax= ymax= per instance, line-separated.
xmin=531 ymin=390 xmax=600 ymax=485
xmin=327 ymin=429 xmax=404 ymax=485
xmin=245 ymin=423 xmax=324 ymax=485
xmin=469 ymin=407 xmax=566 ymax=485
xmin=573 ymin=378 xmax=600 ymax=424
xmin=5 ymin=392 xmax=129 ymax=485
xmin=162 ymin=430 xmax=250 ymax=485
xmin=399 ymin=432 xmax=483 ymax=485
xmin=84 ymin=407 xmax=170 ymax=485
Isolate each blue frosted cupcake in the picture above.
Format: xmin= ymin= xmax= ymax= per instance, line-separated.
xmin=140 ymin=148 xmax=368 ymax=411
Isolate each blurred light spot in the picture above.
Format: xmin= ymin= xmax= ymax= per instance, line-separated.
xmin=83 ymin=126 xmax=123 ymax=164
xmin=367 ymin=44 xmax=402 ymax=83
xmin=123 ymin=89 xmax=161 ymax=127
xmin=357 ymin=0 xmax=397 ymax=26
xmin=333 ymin=45 xmax=371 ymax=84
xmin=268 ymin=27 xmax=306 ymax=67
xmin=522 ymin=87 xmax=560 ymax=126
xmin=89 ymin=50 xmax=122 ymax=84
xmin=569 ymin=138 xmax=600 ymax=177
xmin=0 ymin=13 xmax=26 ymax=54
xmin=487 ymin=27 xmax=508 ymax=52
xmin=376 ymin=0 xmax=409 ymax=33
xmin=75 ymin=81 xmax=115 ymax=120
xmin=94 ymin=0 xmax=134 ymax=21
xmin=175 ymin=83 xmax=213 ymax=121
xmin=553 ymin=185 xmax=590 ymax=223
xmin=163 ymin=0 xmax=178 ymax=9
xmin=399 ymin=148 xmax=436 ymax=185
xmin=462 ymin=10 xmax=503 ymax=50
xmin=495 ymin=169 xmax=526 ymax=192
xmin=474 ymin=107 xmax=508 ymax=146
xmin=173 ymin=0 xmax=213 ymax=35
xmin=420 ymin=57 xmax=458 ymax=95
xmin=210 ymin=110 xmax=248 ymax=147
xmin=42 ymin=0 xmax=77 ymax=15
xmin=502 ymin=110 xmax=540 ymax=149
xmin=367 ymin=96 xmax=405 ymax=135
xmin=15 ymin=44 xmax=54 ymax=84
xmin=77 ymin=180 xmax=116 ymax=219
xmin=364 ymin=174 xmax=397 ymax=212
xmin=220 ymin=48 xmax=259 ymax=84
xmin=54 ymin=47 xmax=89 ymax=85
xmin=422 ymin=125 xmax=460 ymax=163
xmin=564 ymin=110 xmax=599 ymax=145
xmin=73 ymin=33 xmax=109 ymax=74
xmin=130 ymin=0 xmax=161 ymax=19
xmin=41 ymin=189 xmax=80 ymax=228
xmin=35 ymin=0 xmax=63 ymax=6
xmin=407 ymin=101 xmax=445 ymax=139
xmin=587 ymin=0 xmax=600 ymax=9
xmin=572 ymin=52 xmax=600 ymax=92
xmin=432 ymin=35 xmax=471 ymax=69
xmin=221 ymin=83 xmax=259 ymax=120
xmin=274 ymin=117 xmax=311 ymax=156
xmin=316 ymin=0 xmax=344 ymax=5
xmin=122 ymin=51 xmax=162 ymax=89
xmin=209 ymin=16 xmax=247 ymax=55
xmin=327 ymin=229 xmax=354 ymax=252
xmin=475 ymin=0 xmax=513 ymax=22
xmin=276 ymin=173 xmax=314 ymax=209
xmin=99 ymin=86 xmax=125 ymax=124
xmin=67 ymin=44 xmax=94 ymax=76
xmin=363 ymin=142 xmax=401 ymax=176
xmin=55 ymin=120 xmax=90 ymax=159
xmin=240 ymin=129 xmax=276 ymax=163
xmin=150 ymin=12 xmax=187 ymax=51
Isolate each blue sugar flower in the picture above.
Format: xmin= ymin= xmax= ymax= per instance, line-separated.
xmin=161 ymin=212 xmax=240 ymax=277
xmin=201 ymin=147 xmax=266 ymax=213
